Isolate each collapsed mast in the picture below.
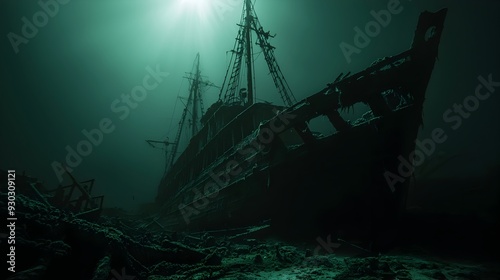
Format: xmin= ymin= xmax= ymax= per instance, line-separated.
xmin=219 ymin=0 xmax=296 ymax=107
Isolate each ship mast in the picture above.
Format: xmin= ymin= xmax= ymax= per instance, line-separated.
xmin=146 ymin=53 xmax=217 ymax=171
xmin=219 ymin=0 xmax=297 ymax=107
xmin=244 ymin=0 xmax=254 ymax=105
xmin=166 ymin=53 xmax=217 ymax=170
xmin=191 ymin=53 xmax=201 ymax=136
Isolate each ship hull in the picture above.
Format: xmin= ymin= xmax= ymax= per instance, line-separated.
xmin=155 ymin=9 xmax=448 ymax=243
xmin=159 ymin=105 xmax=417 ymax=235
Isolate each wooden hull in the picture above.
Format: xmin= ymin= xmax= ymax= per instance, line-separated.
xmin=158 ymin=105 xmax=417 ymax=233
xmin=154 ymin=9 xmax=448 ymax=238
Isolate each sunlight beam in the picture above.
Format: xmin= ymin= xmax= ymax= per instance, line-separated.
xmin=178 ymin=0 xmax=210 ymax=21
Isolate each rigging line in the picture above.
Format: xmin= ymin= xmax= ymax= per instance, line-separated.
xmin=251 ymin=45 xmax=257 ymax=104
xmin=166 ymin=77 xmax=185 ymax=139
xmin=253 ymin=51 xmax=262 ymax=62
xmin=220 ymin=47 xmax=237 ymax=101
xmin=178 ymin=96 xmax=194 ymax=118
xmin=255 ymin=97 xmax=272 ymax=104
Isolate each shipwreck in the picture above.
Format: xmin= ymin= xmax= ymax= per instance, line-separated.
xmin=150 ymin=0 xmax=448 ymax=241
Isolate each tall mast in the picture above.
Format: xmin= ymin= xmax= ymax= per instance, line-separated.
xmin=244 ymin=0 xmax=254 ymax=105
xmin=192 ymin=54 xmax=201 ymax=135
xmin=219 ymin=0 xmax=297 ymax=107
xmin=155 ymin=53 xmax=217 ymax=171
xmin=169 ymin=53 xmax=200 ymax=169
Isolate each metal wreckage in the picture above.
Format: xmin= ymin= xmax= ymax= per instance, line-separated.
xmin=151 ymin=1 xmax=448 ymax=240
xmin=2 ymin=1 xmax=450 ymax=278
xmin=10 ymin=1 xmax=448 ymax=239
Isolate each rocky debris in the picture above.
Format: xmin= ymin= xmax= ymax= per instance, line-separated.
xmin=2 ymin=193 xmax=206 ymax=279
xmin=5 ymin=265 xmax=48 ymax=280
xmin=91 ymin=255 xmax=111 ymax=280
xmin=3 ymin=193 xmax=498 ymax=279
xmin=253 ymin=254 xmax=263 ymax=265
xmin=203 ymin=251 xmax=222 ymax=266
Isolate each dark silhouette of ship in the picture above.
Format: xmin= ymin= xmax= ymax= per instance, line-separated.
xmin=150 ymin=1 xmax=448 ymax=239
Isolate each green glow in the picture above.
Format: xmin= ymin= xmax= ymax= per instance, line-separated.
xmin=148 ymin=0 xmax=223 ymax=53
xmin=177 ymin=0 xmax=210 ymax=21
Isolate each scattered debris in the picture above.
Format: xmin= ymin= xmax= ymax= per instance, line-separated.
xmin=1 ymin=192 xmax=498 ymax=279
